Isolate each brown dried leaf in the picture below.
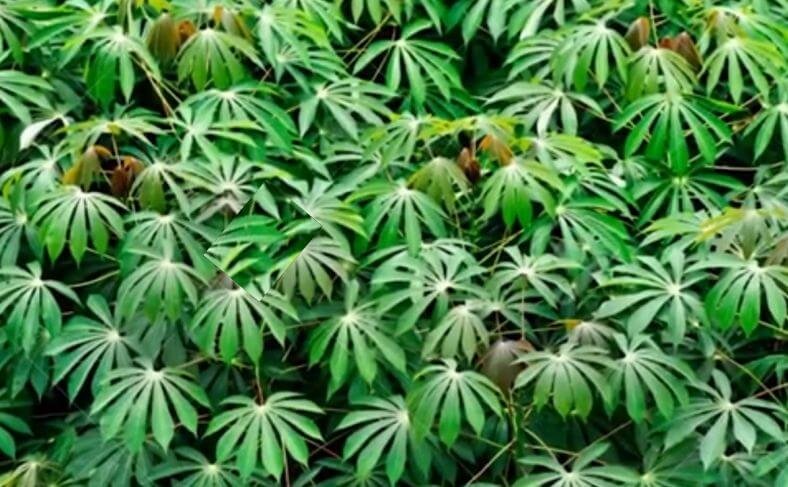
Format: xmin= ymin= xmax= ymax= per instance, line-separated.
xmin=110 ymin=157 xmax=144 ymax=198
xmin=479 ymin=134 xmax=513 ymax=165
xmin=62 ymin=145 xmax=112 ymax=189
xmin=457 ymin=147 xmax=481 ymax=184
xmin=213 ymin=6 xmax=251 ymax=39
xmin=147 ymin=13 xmax=180 ymax=64
xmin=481 ymin=339 xmax=533 ymax=391
xmin=625 ymin=17 xmax=650 ymax=51
xmin=671 ymin=32 xmax=702 ymax=70
xmin=177 ymin=20 xmax=197 ymax=44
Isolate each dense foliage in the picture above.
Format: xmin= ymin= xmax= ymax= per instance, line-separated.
xmin=0 ymin=0 xmax=786 ymax=485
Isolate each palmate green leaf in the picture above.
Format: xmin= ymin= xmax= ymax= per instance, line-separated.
xmin=514 ymin=442 xmax=640 ymax=487
xmin=615 ymin=93 xmax=734 ymax=172
xmin=191 ymin=283 xmax=297 ymax=365
xmin=0 ymin=192 xmax=39 ymax=266
xmin=205 ymin=392 xmax=322 ymax=480
xmin=0 ymin=262 xmax=79 ymax=353
xmin=204 ymin=214 xmax=285 ymax=278
xmin=308 ymin=280 xmax=405 ymax=388
xmin=297 ymin=140 xmax=377 ymax=183
xmin=336 ymin=396 xmax=428 ymax=484
xmin=625 ymin=47 xmax=696 ymax=99
xmin=372 ymin=248 xmax=485 ymax=333
xmin=0 ymin=71 xmax=51 ymax=124
xmin=483 ymin=268 xmax=556 ymax=328
xmin=91 ymin=358 xmax=210 ymax=452
xmin=0 ymin=391 xmax=31 ymax=458
xmin=0 ymin=340 xmax=50 ymax=398
xmin=714 ymin=450 xmax=770 ymax=486
xmin=302 ymin=458 xmax=392 ymax=486
xmin=407 ymin=156 xmax=470 ymax=211
xmin=18 ymin=113 xmax=67 ymax=152
xmin=74 ymin=26 xmax=161 ymax=108
xmin=481 ymin=158 xmax=562 ymax=229
xmin=422 ymin=301 xmax=489 ymax=361
xmin=446 ymin=0 xmax=508 ymax=43
xmin=350 ymin=180 xmax=447 ymax=255
xmin=117 ymin=245 xmax=206 ymax=322
xmin=637 ymin=440 xmax=711 ymax=487
xmin=64 ymin=428 xmax=161 ymax=487
xmin=174 ymin=106 xmax=262 ymax=163
xmin=696 ymin=5 xmax=786 ymax=53
xmin=493 ymin=247 xmax=579 ymax=308
xmin=182 ymin=156 xmax=261 ymax=222
xmin=505 ymin=34 xmax=561 ymax=81
xmin=536 ymin=193 xmax=633 ymax=264
xmin=65 ymin=106 xmax=164 ymax=150
xmin=609 ymin=334 xmax=694 ymax=422
xmin=663 ymin=370 xmax=785 ymax=470
xmin=0 ymin=142 xmax=66 ymax=198
xmin=692 ymin=206 xmax=782 ymax=259
xmin=408 ymin=359 xmax=502 ymax=446
xmin=555 ymin=19 xmax=631 ymax=90
xmin=487 ymin=82 xmax=603 ymax=135
xmin=0 ymin=453 xmax=59 ymax=485
xmin=564 ymin=319 xmax=616 ymax=347
xmin=747 ymin=167 xmax=788 ymax=217
xmin=596 ymin=250 xmax=708 ymax=342
xmin=26 ymin=0 xmax=113 ymax=53
xmin=290 ymin=179 xmax=367 ymax=245
xmin=266 ymin=40 xmax=346 ymax=87
xmin=703 ymin=35 xmax=784 ymax=103
xmin=281 ymin=0 xmax=347 ymax=43
xmin=177 ymin=28 xmax=262 ymax=90
xmin=405 ymin=81 xmax=480 ymax=118
xmin=353 ymin=20 xmax=461 ymax=105
xmin=349 ymin=0 xmax=406 ymax=24
xmin=633 ymin=168 xmax=744 ymax=227
xmin=745 ymin=83 xmax=788 ymax=160
xmin=688 ymin=252 xmax=788 ymax=334
xmin=45 ymin=294 xmax=139 ymax=401
xmin=298 ymin=78 xmax=392 ymax=139
xmin=0 ymin=1 xmax=28 ymax=63
xmin=754 ymin=440 xmax=788 ymax=487
xmin=275 ymin=236 xmax=355 ymax=303
xmin=557 ymin=166 xmax=632 ymax=221
xmin=417 ymin=112 xmax=515 ymax=152
xmin=526 ymin=133 xmax=604 ymax=172
xmin=364 ymin=112 xmax=424 ymax=165
xmin=125 ymin=211 xmax=217 ymax=274
xmin=505 ymin=0 xmax=591 ymax=39
xmin=254 ymin=4 xmax=338 ymax=82
xmin=364 ymin=237 xmax=474 ymax=271
xmin=149 ymin=447 xmax=272 ymax=486
xmin=182 ymin=83 xmax=297 ymax=151
xmin=514 ymin=342 xmax=615 ymax=418
xmin=33 ymin=185 xmax=125 ymax=263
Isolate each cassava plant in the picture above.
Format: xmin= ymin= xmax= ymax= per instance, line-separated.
xmin=0 ymin=0 xmax=785 ymax=485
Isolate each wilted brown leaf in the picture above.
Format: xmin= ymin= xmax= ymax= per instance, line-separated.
xmin=479 ymin=133 xmax=513 ymax=165
xmin=147 ymin=13 xmax=180 ymax=64
xmin=213 ymin=6 xmax=251 ymax=39
xmin=110 ymin=157 xmax=144 ymax=198
xmin=177 ymin=20 xmax=197 ymax=44
xmin=481 ymin=339 xmax=533 ymax=392
xmin=63 ymin=145 xmax=112 ymax=189
xmin=667 ymin=32 xmax=702 ymax=70
xmin=625 ymin=17 xmax=650 ymax=51
xmin=457 ymin=147 xmax=480 ymax=184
